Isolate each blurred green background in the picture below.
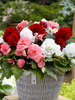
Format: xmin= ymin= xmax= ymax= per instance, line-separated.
xmin=0 ymin=0 xmax=75 ymax=31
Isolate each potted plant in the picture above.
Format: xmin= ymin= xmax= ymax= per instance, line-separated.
xmin=0 ymin=19 xmax=75 ymax=100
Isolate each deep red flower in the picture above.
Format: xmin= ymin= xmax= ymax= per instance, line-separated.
xmin=3 ymin=27 xmax=19 ymax=46
xmin=29 ymin=23 xmax=48 ymax=36
xmin=56 ymin=38 xmax=65 ymax=50
xmin=40 ymin=21 xmax=48 ymax=29
xmin=0 ymin=43 xmax=3 ymax=54
xmin=7 ymin=32 xmax=19 ymax=46
xmin=55 ymin=27 xmax=72 ymax=41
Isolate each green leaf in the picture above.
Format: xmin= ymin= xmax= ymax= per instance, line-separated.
xmin=54 ymin=57 xmax=71 ymax=72
xmin=2 ymin=84 xmax=13 ymax=94
xmin=0 ymin=93 xmax=6 ymax=100
xmin=32 ymin=69 xmax=44 ymax=80
xmin=2 ymin=61 xmax=13 ymax=79
xmin=61 ymin=67 xmax=71 ymax=72
xmin=44 ymin=57 xmax=53 ymax=62
xmin=0 ymin=80 xmax=2 ymax=84
xmin=45 ymin=34 xmax=54 ymax=39
xmin=0 ymin=69 xmax=3 ymax=79
xmin=46 ymin=65 xmax=57 ymax=80
xmin=69 ymin=36 xmax=75 ymax=42
xmin=31 ymin=61 xmax=37 ymax=69
xmin=0 ymin=84 xmax=4 ymax=93
xmin=54 ymin=57 xmax=69 ymax=67
xmin=0 ymin=60 xmax=2 ymax=65
xmin=11 ymin=65 xmax=24 ymax=80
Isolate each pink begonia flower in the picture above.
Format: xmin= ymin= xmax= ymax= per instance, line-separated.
xmin=15 ymin=37 xmax=31 ymax=56
xmin=38 ymin=61 xmax=45 ymax=68
xmin=47 ymin=21 xmax=59 ymax=29
xmin=17 ymin=45 xmax=26 ymax=51
xmin=15 ymin=49 xmax=26 ymax=56
xmin=38 ymin=34 xmax=45 ymax=41
xmin=7 ymin=60 xmax=15 ymax=65
xmin=16 ymin=20 xmax=29 ymax=32
xmin=18 ymin=37 xmax=32 ymax=49
xmin=27 ymin=44 xmax=45 ymax=68
xmin=1 ymin=43 xmax=11 ymax=55
xmin=17 ymin=59 xmax=25 ymax=68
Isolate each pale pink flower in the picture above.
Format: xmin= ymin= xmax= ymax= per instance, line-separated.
xmin=7 ymin=59 xmax=15 ymax=65
xmin=25 ymin=10 xmax=29 ymax=14
xmin=2 ymin=16 xmax=8 ymax=22
xmin=16 ymin=45 xmax=26 ymax=51
xmin=47 ymin=21 xmax=59 ymax=29
xmin=16 ymin=20 xmax=29 ymax=32
xmin=15 ymin=37 xmax=31 ymax=56
xmin=18 ymin=37 xmax=32 ymax=49
xmin=27 ymin=44 xmax=42 ymax=60
xmin=7 ymin=8 xmax=13 ymax=15
xmin=27 ymin=44 xmax=45 ymax=68
xmin=1 ymin=43 xmax=11 ymax=55
xmin=17 ymin=59 xmax=25 ymax=68
xmin=15 ymin=49 xmax=26 ymax=56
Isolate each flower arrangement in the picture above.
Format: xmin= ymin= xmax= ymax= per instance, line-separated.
xmin=0 ymin=18 xmax=75 ymax=80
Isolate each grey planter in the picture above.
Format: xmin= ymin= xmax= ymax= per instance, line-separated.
xmin=16 ymin=72 xmax=64 ymax=100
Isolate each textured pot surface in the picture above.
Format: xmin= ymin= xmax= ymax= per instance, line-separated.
xmin=16 ymin=72 xmax=64 ymax=100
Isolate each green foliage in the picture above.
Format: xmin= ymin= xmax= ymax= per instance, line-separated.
xmin=0 ymin=60 xmax=23 ymax=80
xmin=54 ymin=57 xmax=71 ymax=72
xmin=0 ymin=84 xmax=13 ymax=94
xmin=0 ymin=67 xmax=13 ymax=100
xmin=46 ymin=65 xmax=57 ymax=80
xmin=0 ymin=0 xmax=15 ymax=4
xmin=0 ymin=83 xmax=13 ymax=99
xmin=1 ymin=61 xmax=13 ymax=79
xmin=31 ymin=61 xmax=37 ymax=69
xmin=32 ymin=69 xmax=45 ymax=80
xmin=45 ymin=34 xmax=55 ymax=39
xmin=54 ymin=0 xmax=75 ymax=27
xmin=60 ymin=79 xmax=75 ymax=100
xmin=44 ymin=57 xmax=53 ymax=62
xmin=0 ymin=1 xmax=62 ymax=30
xmin=0 ymin=93 xmax=5 ymax=100
xmin=0 ymin=31 xmax=4 ymax=37
xmin=11 ymin=65 xmax=24 ymax=80
xmin=25 ymin=0 xmax=57 ymax=5
xmin=44 ymin=56 xmax=71 ymax=80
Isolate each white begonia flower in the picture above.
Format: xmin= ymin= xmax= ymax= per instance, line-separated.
xmin=0 ymin=36 xmax=5 ymax=43
xmin=46 ymin=27 xmax=58 ymax=35
xmin=62 ymin=43 xmax=75 ymax=59
xmin=34 ymin=21 xmax=39 ymax=24
xmin=52 ymin=28 xmax=58 ymax=34
xmin=41 ymin=18 xmax=47 ymax=22
xmin=42 ymin=67 xmax=46 ymax=73
xmin=20 ymin=28 xmax=34 ymax=41
xmin=54 ymin=45 xmax=62 ymax=57
xmin=41 ymin=38 xmax=62 ymax=57
xmin=71 ymin=59 xmax=75 ymax=64
xmin=46 ymin=27 xmax=53 ymax=35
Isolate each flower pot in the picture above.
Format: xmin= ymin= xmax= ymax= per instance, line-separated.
xmin=16 ymin=72 xmax=64 ymax=100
